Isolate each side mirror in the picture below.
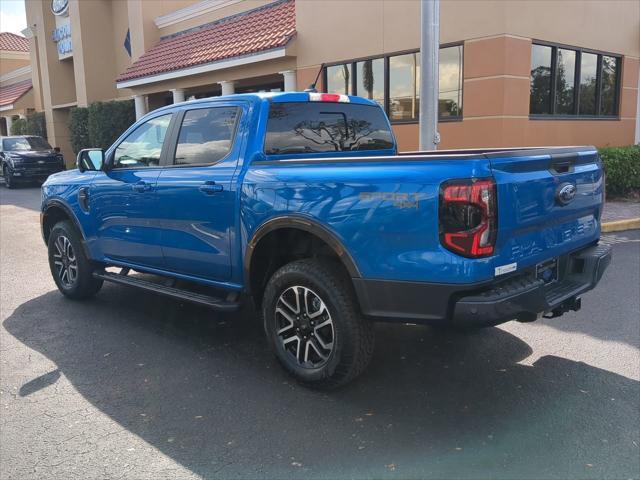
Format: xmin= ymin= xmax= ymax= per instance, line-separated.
xmin=76 ymin=148 xmax=105 ymax=173
xmin=54 ymin=147 xmax=61 ymax=153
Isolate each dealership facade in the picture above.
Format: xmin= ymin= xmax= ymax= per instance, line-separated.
xmin=12 ymin=0 xmax=640 ymax=165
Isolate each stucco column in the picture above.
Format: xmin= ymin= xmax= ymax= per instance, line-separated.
xmin=280 ymin=70 xmax=297 ymax=92
xmin=171 ymin=88 xmax=186 ymax=104
xmin=133 ymin=95 xmax=147 ymax=120
xmin=4 ymin=116 xmax=13 ymax=135
xmin=218 ymin=81 xmax=235 ymax=96
xmin=635 ymin=71 xmax=640 ymax=145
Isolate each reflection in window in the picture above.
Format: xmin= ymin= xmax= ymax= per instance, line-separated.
xmin=530 ymin=44 xmax=553 ymax=114
xmin=530 ymin=43 xmax=620 ymax=117
xmin=326 ymin=64 xmax=352 ymax=95
xmin=600 ymin=56 xmax=618 ymax=116
xmin=439 ymin=45 xmax=463 ymax=118
xmin=389 ymin=53 xmax=420 ymax=121
xmin=174 ymin=107 xmax=238 ymax=165
xmin=265 ymin=103 xmax=394 ymax=154
xmin=113 ymin=114 xmax=171 ymax=168
xmin=555 ymin=48 xmax=576 ymax=114
xmin=325 ymin=46 xmax=463 ymax=122
xmin=356 ymin=58 xmax=384 ymax=107
xmin=578 ymin=52 xmax=598 ymax=115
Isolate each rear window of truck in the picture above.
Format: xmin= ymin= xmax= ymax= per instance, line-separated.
xmin=264 ymin=102 xmax=394 ymax=155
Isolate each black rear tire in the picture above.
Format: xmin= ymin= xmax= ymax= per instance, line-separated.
xmin=48 ymin=220 xmax=103 ymax=299
xmin=262 ymin=259 xmax=374 ymax=389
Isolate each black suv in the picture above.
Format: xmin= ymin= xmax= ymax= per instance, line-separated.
xmin=1 ymin=135 xmax=65 ymax=188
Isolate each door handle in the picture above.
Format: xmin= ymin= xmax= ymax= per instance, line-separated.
xmin=132 ymin=181 xmax=152 ymax=193
xmin=199 ymin=181 xmax=223 ymax=194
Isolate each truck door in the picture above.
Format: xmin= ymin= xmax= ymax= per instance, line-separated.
xmin=89 ymin=113 xmax=173 ymax=269
xmin=154 ymin=104 xmax=243 ymax=282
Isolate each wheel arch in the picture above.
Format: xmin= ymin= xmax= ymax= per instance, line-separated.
xmin=41 ymin=200 xmax=86 ymax=247
xmin=244 ymin=216 xmax=361 ymax=300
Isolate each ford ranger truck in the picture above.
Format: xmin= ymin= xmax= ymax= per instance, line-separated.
xmin=41 ymin=92 xmax=611 ymax=388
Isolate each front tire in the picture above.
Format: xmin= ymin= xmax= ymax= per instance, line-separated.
xmin=262 ymin=259 xmax=374 ymax=389
xmin=48 ymin=220 xmax=103 ymax=299
xmin=3 ymin=165 xmax=15 ymax=189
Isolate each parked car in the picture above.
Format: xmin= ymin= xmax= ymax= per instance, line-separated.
xmin=40 ymin=92 xmax=611 ymax=388
xmin=1 ymin=135 xmax=65 ymax=188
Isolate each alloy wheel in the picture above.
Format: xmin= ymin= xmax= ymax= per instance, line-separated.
xmin=275 ymin=286 xmax=335 ymax=368
xmin=52 ymin=234 xmax=78 ymax=288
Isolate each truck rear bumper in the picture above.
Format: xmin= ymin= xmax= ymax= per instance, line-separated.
xmin=354 ymin=243 xmax=611 ymax=327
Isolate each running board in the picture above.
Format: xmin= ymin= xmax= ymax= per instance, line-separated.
xmin=93 ymin=271 xmax=240 ymax=312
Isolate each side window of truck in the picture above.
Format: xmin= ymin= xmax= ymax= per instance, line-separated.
xmin=113 ymin=114 xmax=172 ymax=169
xmin=173 ymin=107 xmax=239 ymax=165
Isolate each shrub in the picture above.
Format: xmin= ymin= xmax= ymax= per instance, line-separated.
xmin=9 ymin=117 xmax=27 ymax=135
xmin=25 ymin=112 xmax=47 ymax=139
xmin=599 ymin=145 xmax=640 ymax=198
xmin=86 ymin=100 xmax=135 ymax=150
xmin=69 ymin=107 xmax=90 ymax=154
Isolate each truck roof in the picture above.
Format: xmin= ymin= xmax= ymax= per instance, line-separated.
xmin=152 ymin=91 xmax=381 ymax=115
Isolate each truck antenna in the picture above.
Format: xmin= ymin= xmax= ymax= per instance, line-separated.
xmin=304 ymin=63 xmax=325 ymax=92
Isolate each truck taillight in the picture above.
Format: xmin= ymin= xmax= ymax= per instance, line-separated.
xmin=308 ymin=92 xmax=350 ymax=103
xmin=439 ymin=178 xmax=497 ymax=258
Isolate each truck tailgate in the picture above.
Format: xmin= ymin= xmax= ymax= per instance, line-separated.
xmin=488 ymin=147 xmax=603 ymax=269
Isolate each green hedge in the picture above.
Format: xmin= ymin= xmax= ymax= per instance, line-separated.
xmin=69 ymin=107 xmax=90 ymax=154
xmin=599 ymin=145 xmax=640 ymax=198
xmin=8 ymin=113 xmax=47 ymax=138
xmin=69 ymin=100 xmax=135 ymax=154
xmin=9 ymin=117 xmax=27 ymax=135
xmin=25 ymin=112 xmax=47 ymax=139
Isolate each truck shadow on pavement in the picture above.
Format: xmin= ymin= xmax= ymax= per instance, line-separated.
xmin=4 ymin=284 xmax=639 ymax=479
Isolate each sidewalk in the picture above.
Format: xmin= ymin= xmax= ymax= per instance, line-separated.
xmin=602 ymin=200 xmax=640 ymax=232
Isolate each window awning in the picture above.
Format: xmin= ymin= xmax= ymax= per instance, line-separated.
xmin=116 ymin=0 xmax=295 ymax=89
xmin=0 ymin=78 xmax=32 ymax=109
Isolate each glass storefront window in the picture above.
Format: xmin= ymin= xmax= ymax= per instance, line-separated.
xmin=600 ymin=55 xmax=619 ymax=116
xmin=325 ymin=46 xmax=464 ymax=122
xmin=389 ymin=52 xmax=420 ymax=121
xmin=356 ymin=58 xmax=385 ymax=108
xmin=326 ymin=64 xmax=352 ymax=95
xmin=578 ymin=52 xmax=598 ymax=115
xmin=530 ymin=44 xmax=553 ymax=114
xmin=439 ymin=45 xmax=463 ymax=118
xmin=555 ymin=48 xmax=576 ymax=114
xmin=530 ymin=43 xmax=620 ymax=117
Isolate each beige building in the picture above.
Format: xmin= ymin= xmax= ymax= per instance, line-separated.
xmin=23 ymin=0 xmax=640 ymax=165
xmin=0 ymin=32 xmax=36 ymax=135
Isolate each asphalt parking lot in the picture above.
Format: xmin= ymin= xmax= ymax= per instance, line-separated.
xmin=1 ymin=186 xmax=639 ymax=480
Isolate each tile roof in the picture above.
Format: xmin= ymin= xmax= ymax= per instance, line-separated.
xmin=0 ymin=78 xmax=33 ymax=107
xmin=0 ymin=32 xmax=29 ymax=52
xmin=117 ymin=0 xmax=296 ymax=83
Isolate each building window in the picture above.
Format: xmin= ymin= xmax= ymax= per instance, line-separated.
xmin=356 ymin=58 xmax=385 ymax=108
xmin=439 ymin=45 xmax=464 ymax=118
xmin=324 ymin=44 xmax=463 ymax=123
xmin=326 ymin=64 xmax=353 ymax=95
xmin=389 ymin=53 xmax=420 ymax=121
xmin=530 ymin=42 xmax=621 ymax=117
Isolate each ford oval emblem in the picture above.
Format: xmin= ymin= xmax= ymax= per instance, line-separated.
xmin=556 ymin=182 xmax=577 ymax=206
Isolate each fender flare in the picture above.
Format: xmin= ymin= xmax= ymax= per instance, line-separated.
xmin=41 ymin=199 xmax=87 ymax=246
xmin=243 ymin=215 xmax=361 ymax=290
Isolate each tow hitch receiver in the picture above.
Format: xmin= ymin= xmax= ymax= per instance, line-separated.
xmin=543 ymin=296 xmax=582 ymax=319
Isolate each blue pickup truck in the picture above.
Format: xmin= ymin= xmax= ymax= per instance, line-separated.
xmin=41 ymin=91 xmax=611 ymax=388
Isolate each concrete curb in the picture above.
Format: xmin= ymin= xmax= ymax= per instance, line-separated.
xmin=602 ymin=218 xmax=640 ymax=233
